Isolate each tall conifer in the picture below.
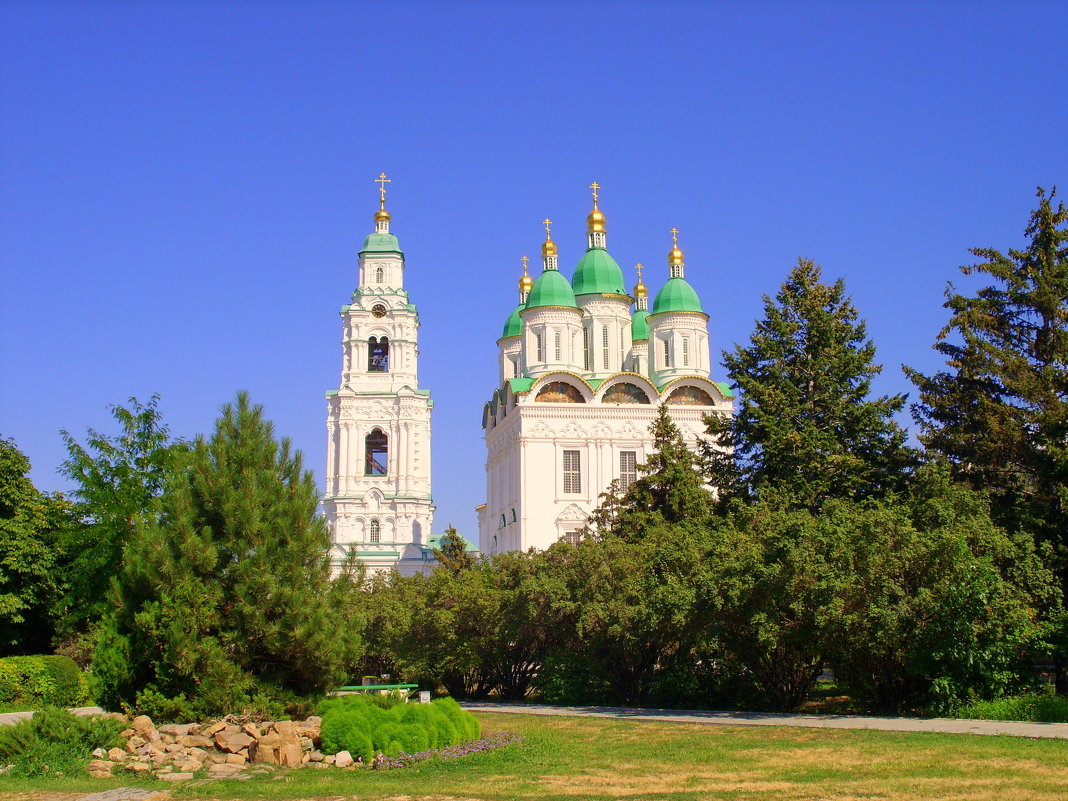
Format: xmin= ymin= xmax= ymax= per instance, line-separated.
xmin=705 ymin=258 xmax=914 ymax=508
xmin=93 ymin=393 xmax=363 ymax=713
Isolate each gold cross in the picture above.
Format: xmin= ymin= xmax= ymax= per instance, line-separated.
xmin=521 ymin=255 xmax=530 ymax=274
xmin=636 ymin=263 xmax=644 ymax=283
xmin=543 ymin=218 xmax=552 ymax=237
xmin=375 ymin=172 xmax=391 ymax=205
xmin=589 ymin=181 xmax=601 ymax=207
xmin=670 ymin=227 xmax=679 ymax=247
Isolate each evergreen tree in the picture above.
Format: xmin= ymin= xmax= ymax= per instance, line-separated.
xmin=906 ymin=188 xmax=1068 ymax=578
xmin=706 ymin=258 xmax=914 ymax=509
xmin=588 ymin=404 xmax=712 ymax=540
xmin=432 ymin=526 xmax=475 ymax=574
xmin=93 ymin=393 xmax=363 ymax=714
xmin=0 ymin=438 xmax=72 ymax=654
xmin=906 ymin=188 xmax=1068 ymax=691
xmin=58 ymin=396 xmax=184 ymax=639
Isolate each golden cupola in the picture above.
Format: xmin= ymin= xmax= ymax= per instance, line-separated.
xmin=373 ymin=172 xmax=392 ymax=233
xmin=668 ymin=227 xmax=685 ymax=277
xmin=585 ymin=181 xmax=608 ymax=250
xmin=541 ymin=218 xmax=560 ymax=271
xmin=519 ymin=255 xmax=535 ymax=298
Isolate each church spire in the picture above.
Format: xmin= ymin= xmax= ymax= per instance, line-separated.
xmin=586 ymin=181 xmax=607 ymax=249
xmin=633 ymin=262 xmax=648 ymax=311
xmin=541 ymin=218 xmax=559 ymax=271
xmin=374 ymin=172 xmax=391 ymax=233
xmin=668 ymin=227 xmax=685 ymax=278
xmin=519 ymin=255 xmax=534 ymax=302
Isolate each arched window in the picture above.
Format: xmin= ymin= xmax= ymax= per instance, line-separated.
xmin=663 ymin=338 xmax=671 ymax=368
xmin=602 ymin=325 xmax=609 ymax=369
xmin=682 ymin=338 xmax=690 ymax=367
xmin=535 ymin=333 xmax=544 ymax=362
xmin=368 ymin=336 xmax=389 ymax=372
xmin=365 ymin=429 xmax=388 ymax=475
xmin=375 ymin=267 xmax=384 ymax=284
xmin=554 ymin=332 xmax=561 ymax=361
xmin=369 ymin=519 xmax=381 ymax=543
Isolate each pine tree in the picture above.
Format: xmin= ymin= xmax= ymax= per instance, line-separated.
xmin=588 ymin=404 xmax=712 ymax=541
xmin=93 ymin=393 xmax=364 ymax=714
xmin=433 ymin=526 xmax=475 ymax=574
xmin=706 ymin=258 xmax=915 ymax=509
xmin=906 ymin=188 xmax=1068 ymax=566
xmin=906 ymin=187 xmax=1068 ymax=691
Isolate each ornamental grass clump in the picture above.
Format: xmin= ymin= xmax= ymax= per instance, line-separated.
xmin=318 ymin=694 xmax=479 ymax=759
xmin=0 ymin=707 xmax=124 ymax=777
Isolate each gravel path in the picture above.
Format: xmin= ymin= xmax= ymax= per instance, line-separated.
xmin=463 ymin=701 xmax=1068 ymax=739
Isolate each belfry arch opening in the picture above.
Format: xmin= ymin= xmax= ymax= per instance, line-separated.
xmin=365 ymin=428 xmax=388 ymax=475
xmin=368 ymin=336 xmax=389 ymax=372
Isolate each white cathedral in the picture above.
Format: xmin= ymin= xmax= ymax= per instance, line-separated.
xmin=323 ymin=178 xmax=732 ymax=574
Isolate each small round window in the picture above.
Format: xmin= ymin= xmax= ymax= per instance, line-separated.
xmin=371 ymin=304 xmax=387 ymax=318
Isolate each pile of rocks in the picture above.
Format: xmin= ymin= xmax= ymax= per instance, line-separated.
xmin=87 ymin=713 xmax=354 ymax=782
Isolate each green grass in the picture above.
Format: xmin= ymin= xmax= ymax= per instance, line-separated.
xmin=1 ymin=711 xmax=1066 ymax=800
xmin=955 ymin=691 xmax=1068 ymax=723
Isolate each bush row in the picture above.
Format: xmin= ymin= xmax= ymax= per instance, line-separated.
xmin=0 ymin=655 xmax=88 ymax=709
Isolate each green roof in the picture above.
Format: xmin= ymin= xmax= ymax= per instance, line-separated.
xmin=632 ymin=309 xmax=649 ymax=340
xmin=359 ymin=232 xmax=403 ymax=254
xmin=572 ymin=248 xmax=627 ymax=296
xmin=501 ymin=304 xmax=524 ymax=339
xmin=716 ymin=381 xmax=735 ymax=399
xmin=507 ymin=377 xmax=535 ymax=393
xmin=426 ymin=532 xmax=478 ymax=552
xmin=526 ymin=269 xmax=577 ymax=309
xmin=652 ymin=277 xmax=703 ymax=314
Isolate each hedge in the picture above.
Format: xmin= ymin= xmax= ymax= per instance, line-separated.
xmin=0 ymin=655 xmax=89 ymax=709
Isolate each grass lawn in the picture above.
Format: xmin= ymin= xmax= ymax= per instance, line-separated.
xmin=1 ymin=711 xmax=1067 ymax=800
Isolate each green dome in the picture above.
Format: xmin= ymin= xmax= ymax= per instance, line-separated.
xmin=572 ymin=248 xmax=627 ymax=296
xmin=501 ymin=304 xmax=524 ymax=339
xmin=526 ymin=269 xmax=577 ymax=309
xmin=631 ymin=309 xmax=649 ymax=340
xmin=360 ymin=232 xmax=402 ymax=254
xmin=652 ymin=277 xmax=703 ymax=314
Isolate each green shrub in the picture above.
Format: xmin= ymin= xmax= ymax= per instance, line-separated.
xmin=0 ymin=707 xmax=125 ymax=776
xmin=317 ymin=694 xmax=480 ymax=759
xmin=954 ymin=691 xmax=1068 ymax=723
xmin=132 ymin=688 xmax=195 ymax=723
xmin=433 ymin=696 xmax=480 ymax=740
xmin=0 ymin=656 xmax=88 ymax=709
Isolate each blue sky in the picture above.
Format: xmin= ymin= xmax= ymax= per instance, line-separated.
xmin=2 ymin=0 xmax=1066 ymax=534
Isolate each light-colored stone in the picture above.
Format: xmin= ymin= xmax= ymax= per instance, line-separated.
xmin=334 ymin=750 xmax=354 ymax=768
xmin=164 ymin=742 xmax=184 ymax=753
xmin=208 ymin=752 xmax=227 ymax=764
xmin=91 ymin=748 xmax=107 ymax=758
xmin=309 ymin=750 xmax=324 ymax=762
xmin=304 ymin=715 xmax=322 ymax=726
xmin=278 ymin=740 xmax=302 ymax=767
xmin=155 ymin=765 xmax=172 ymax=774
xmin=160 ymin=733 xmax=175 ymax=745
xmin=215 ymin=730 xmax=254 ymax=753
xmin=242 ymin=723 xmax=260 ymax=738
xmin=188 ymin=746 xmax=208 ymax=759
xmin=159 ymin=723 xmax=196 ymax=737
xmin=126 ymin=761 xmax=153 ymax=773
xmin=203 ymin=720 xmax=227 ymax=736
xmin=224 ymin=724 xmax=241 ymax=733
xmin=125 ymin=735 xmax=147 ymax=752
xmin=106 ymin=747 xmax=127 ymax=762
xmin=159 ymin=772 xmax=195 ymax=782
xmin=209 ymin=762 xmax=245 ymax=774
xmin=273 ymin=720 xmax=296 ymax=737
xmin=300 ymin=736 xmax=314 ymax=750
xmin=131 ymin=714 xmax=160 ymax=742
xmin=178 ymin=733 xmax=215 ymax=748
xmin=226 ymin=753 xmax=247 ymax=765
xmin=174 ymin=759 xmax=201 ymax=772
xmin=324 ymin=754 xmax=336 ymax=764
xmin=119 ymin=727 xmax=135 ymax=738
xmin=89 ymin=769 xmax=113 ymax=779
xmin=88 ymin=760 xmax=112 ymax=772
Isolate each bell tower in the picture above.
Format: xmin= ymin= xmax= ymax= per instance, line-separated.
xmin=323 ymin=174 xmax=435 ymax=575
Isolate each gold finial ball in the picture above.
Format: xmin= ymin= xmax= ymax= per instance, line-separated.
xmin=669 ymin=245 xmax=684 ymax=266
xmin=587 ymin=207 xmax=607 ymax=233
xmin=374 ymin=207 xmax=391 ymax=222
xmin=633 ymin=281 xmax=648 ymax=299
xmin=519 ymin=273 xmax=535 ymax=292
xmin=541 ymin=237 xmax=558 ymax=256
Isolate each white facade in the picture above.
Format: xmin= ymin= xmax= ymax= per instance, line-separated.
xmin=323 ymin=189 xmax=436 ymax=576
xmin=479 ymin=192 xmax=733 ymax=554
